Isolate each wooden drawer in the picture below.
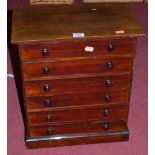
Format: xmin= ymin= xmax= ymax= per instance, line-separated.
xmin=25 ymin=90 xmax=129 ymax=112
xmin=24 ymin=74 xmax=131 ymax=96
xmin=29 ymin=120 xmax=127 ymax=138
xmin=27 ymin=105 xmax=128 ymax=126
xmin=21 ymin=38 xmax=136 ymax=61
xmin=23 ymin=57 xmax=133 ymax=79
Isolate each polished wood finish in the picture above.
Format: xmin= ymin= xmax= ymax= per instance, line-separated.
xmin=26 ymin=130 xmax=129 ymax=148
xmin=11 ymin=3 xmax=144 ymax=43
xmin=28 ymin=105 xmax=128 ymax=126
xmin=25 ymin=90 xmax=129 ymax=112
xmin=24 ymin=74 xmax=131 ymax=96
xmin=11 ymin=4 xmax=144 ymax=148
xmin=29 ymin=0 xmax=74 ymax=5
xmin=21 ymin=38 xmax=136 ymax=61
xmin=29 ymin=120 xmax=127 ymax=138
xmin=83 ymin=0 xmax=144 ymax=3
xmin=23 ymin=57 xmax=133 ymax=78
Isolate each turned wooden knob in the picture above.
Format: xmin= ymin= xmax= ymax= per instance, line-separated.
xmin=47 ymin=114 xmax=52 ymax=122
xmin=104 ymin=79 xmax=112 ymax=87
xmin=103 ymin=123 xmax=109 ymax=131
xmin=43 ymin=84 xmax=50 ymax=91
xmin=107 ymin=44 xmax=115 ymax=52
xmin=47 ymin=127 xmax=53 ymax=134
xmin=44 ymin=99 xmax=51 ymax=107
xmin=103 ymin=109 xmax=110 ymax=116
xmin=106 ymin=62 xmax=113 ymax=70
xmin=43 ymin=66 xmax=50 ymax=74
xmin=42 ymin=48 xmax=49 ymax=56
xmin=104 ymin=95 xmax=112 ymax=102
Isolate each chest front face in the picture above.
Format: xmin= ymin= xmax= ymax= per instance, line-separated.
xmin=11 ymin=4 xmax=144 ymax=149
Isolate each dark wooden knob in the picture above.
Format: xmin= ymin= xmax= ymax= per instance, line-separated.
xmin=103 ymin=123 xmax=109 ymax=131
xmin=104 ymin=95 xmax=112 ymax=102
xmin=103 ymin=109 xmax=110 ymax=116
xmin=106 ymin=62 xmax=113 ymax=70
xmin=44 ymin=99 xmax=51 ymax=106
xmin=43 ymin=67 xmax=50 ymax=74
xmin=42 ymin=48 xmax=49 ymax=56
xmin=104 ymin=79 xmax=112 ymax=87
xmin=47 ymin=114 xmax=52 ymax=122
xmin=47 ymin=127 xmax=53 ymax=134
xmin=43 ymin=84 xmax=50 ymax=91
xmin=107 ymin=44 xmax=115 ymax=52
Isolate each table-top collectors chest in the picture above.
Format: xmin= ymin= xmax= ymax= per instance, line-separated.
xmin=11 ymin=3 xmax=144 ymax=149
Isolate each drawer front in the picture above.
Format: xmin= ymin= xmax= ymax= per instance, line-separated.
xmin=25 ymin=90 xmax=129 ymax=112
xmin=23 ymin=57 xmax=133 ymax=78
xmin=21 ymin=38 xmax=136 ymax=61
xmin=29 ymin=120 xmax=127 ymax=138
xmin=27 ymin=105 xmax=128 ymax=126
xmin=24 ymin=74 xmax=131 ymax=96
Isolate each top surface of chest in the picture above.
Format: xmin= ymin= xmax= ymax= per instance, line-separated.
xmin=11 ymin=3 xmax=144 ymax=43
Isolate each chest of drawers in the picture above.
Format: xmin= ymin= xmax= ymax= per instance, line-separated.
xmin=11 ymin=3 xmax=144 ymax=149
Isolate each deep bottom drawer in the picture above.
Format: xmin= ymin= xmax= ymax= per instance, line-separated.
xmin=29 ymin=120 xmax=127 ymax=138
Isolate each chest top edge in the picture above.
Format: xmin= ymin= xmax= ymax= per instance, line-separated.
xmin=11 ymin=3 xmax=144 ymax=44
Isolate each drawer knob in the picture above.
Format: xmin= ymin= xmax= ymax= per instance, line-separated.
xmin=43 ymin=67 xmax=50 ymax=74
xmin=104 ymin=79 xmax=112 ymax=87
xmin=107 ymin=44 xmax=115 ymax=52
xmin=47 ymin=114 xmax=52 ymax=122
xmin=42 ymin=48 xmax=49 ymax=56
xmin=104 ymin=95 xmax=112 ymax=102
xmin=103 ymin=123 xmax=109 ymax=131
xmin=106 ymin=62 xmax=113 ymax=70
xmin=43 ymin=84 xmax=50 ymax=91
xmin=44 ymin=99 xmax=51 ymax=106
xmin=103 ymin=109 xmax=110 ymax=116
xmin=47 ymin=127 xmax=53 ymax=134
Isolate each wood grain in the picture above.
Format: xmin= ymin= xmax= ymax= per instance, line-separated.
xmin=23 ymin=57 xmax=133 ymax=78
xmin=11 ymin=3 xmax=144 ymax=43
xmin=25 ymin=90 xmax=129 ymax=112
xmin=29 ymin=120 xmax=127 ymax=138
xmin=21 ymin=38 xmax=136 ymax=61
xmin=29 ymin=0 xmax=74 ymax=4
xmin=26 ymin=130 xmax=129 ymax=148
xmin=83 ymin=0 xmax=144 ymax=3
xmin=27 ymin=105 xmax=129 ymax=126
xmin=24 ymin=74 xmax=131 ymax=96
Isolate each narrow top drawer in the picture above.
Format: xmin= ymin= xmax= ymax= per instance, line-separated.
xmin=20 ymin=38 xmax=136 ymax=61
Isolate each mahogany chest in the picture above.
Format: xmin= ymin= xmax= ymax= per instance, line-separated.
xmin=11 ymin=3 xmax=144 ymax=149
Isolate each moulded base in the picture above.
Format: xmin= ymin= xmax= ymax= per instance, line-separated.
xmin=25 ymin=130 xmax=129 ymax=149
